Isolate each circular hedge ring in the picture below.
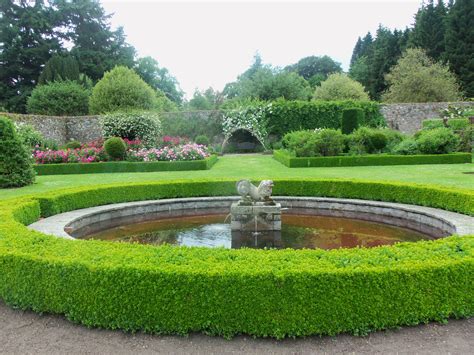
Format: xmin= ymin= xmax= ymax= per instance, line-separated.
xmin=0 ymin=179 xmax=473 ymax=339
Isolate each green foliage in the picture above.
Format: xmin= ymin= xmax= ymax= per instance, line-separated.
xmin=409 ymin=0 xmax=447 ymax=61
xmin=444 ymin=0 xmax=474 ymax=97
xmin=341 ymin=108 xmax=363 ymax=134
xmin=63 ymin=141 xmax=82 ymax=150
xmin=14 ymin=123 xmax=45 ymax=149
xmin=223 ymin=54 xmax=312 ymax=101
xmin=0 ymin=180 xmax=473 ymax=338
xmin=382 ymin=48 xmax=461 ymax=103
xmin=195 ymin=135 xmax=210 ymax=146
xmin=285 ymin=55 xmax=342 ymax=86
xmin=282 ymin=129 xmax=345 ymax=157
xmin=457 ymin=126 xmax=474 ymax=153
xmin=89 ymin=66 xmax=156 ymax=114
xmin=104 ymin=137 xmax=126 ymax=160
xmin=274 ymin=149 xmax=471 ymax=168
xmin=33 ymin=156 xmax=218 ymax=175
xmin=264 ymin=100 xmax=384 ymax=137
xmin=447 ymin=118 xmax=469 ymax=131
xmin=354 ymin=26 xmax=410 ymax=100
xmin=0 ymin=1 xmax=62 ymax=113
xmin=416 ymin=127 xmax=460 ymax=154
xmin=391 ymin=138 xmax=419 ymax=155
xmin=314 ymin=73 xmax=370 ymax=101
xmin=160 ymin=112 xmax=223 ymax=141
xmin=0 ymin=116 xmax=35 ymax=187
xmin=188 ymin=88 xmax=223 ymax=110
xmin=134 ymin=56 xmax=184 ymax=104
xmin=38 ymin=54 xmax=81 ymax=84
xmin=0 ymin=0 xmax=136 ymax=112
xmin=348 ymin=127 xmax=389 ymax=154
xmin=423 ymin=119 xmax=445 ymax=129
xmin=100 ymin=111 xmax=162 ymax=147
xmin=26 ymin=81 xmax=90 ymax=116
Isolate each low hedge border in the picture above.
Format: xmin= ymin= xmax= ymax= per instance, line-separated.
xmin=273 ymin=150 xmax=472 ymax=168
xmin=33 ymin=155 xmax=218 ymax=175
xmin=0 ymin=179 xmax=473 ymax=339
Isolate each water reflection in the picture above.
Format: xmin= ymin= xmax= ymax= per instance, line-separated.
xmin=83 ymin=213 xmax=431 ymax=250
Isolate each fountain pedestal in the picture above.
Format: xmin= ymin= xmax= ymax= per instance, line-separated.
xmin=230 ymin=201 xmax=282 ymax=231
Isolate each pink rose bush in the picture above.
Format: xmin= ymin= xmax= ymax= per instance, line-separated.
xmin=33 ymin=139 xmax=210 ymax=164
xmin=34 ymin=147 xmax=107 ymax=164
xmin=127 ymin=143 xmax=210 ymax=162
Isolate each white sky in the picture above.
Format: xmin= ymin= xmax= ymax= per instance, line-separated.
xmin=101 ymin=0 xmax=421 ymax=98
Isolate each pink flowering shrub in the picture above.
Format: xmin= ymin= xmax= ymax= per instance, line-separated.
xmin=127 ymin=143 xmax=209 ymax=162
xmin=33 ymin=141 xmax=210 ymax=165
xmin=34 ymin=147 xmax=107 ymax=164
xmin=161 ymin=136 xmax=189 ymax=147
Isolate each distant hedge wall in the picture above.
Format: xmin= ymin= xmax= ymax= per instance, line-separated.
xmin=265 ymin=100 xmax=384 ymax=137
xmin=273 ymin=150 xmax=472 ymax=168
xmin=34 ymin=155 xmax=218 ymax=175
xmin=0 ymin=179 xmax=473 ymax=339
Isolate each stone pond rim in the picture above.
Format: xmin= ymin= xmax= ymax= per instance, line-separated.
xmin=28 ymin=196 xmax=474 ymax=241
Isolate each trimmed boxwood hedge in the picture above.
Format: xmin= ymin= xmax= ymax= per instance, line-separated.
xmin=34 ymin=155 xmax=218 ymax=175
xmin=0 ymin=179 xmax=473 ymax=339
xmin=273 ymin=150 xmax=472 ymax=168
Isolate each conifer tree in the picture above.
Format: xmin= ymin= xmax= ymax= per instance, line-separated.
xmin=444 ymin=0 xmax=474 ymax=97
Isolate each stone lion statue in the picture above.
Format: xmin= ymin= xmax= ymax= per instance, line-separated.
xmin=236 ymin=179 xmax=274 ymax=203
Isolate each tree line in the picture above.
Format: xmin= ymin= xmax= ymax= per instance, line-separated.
xmin=349 ymin=0 xmax=473 ymax=100
xmin=0 ymin=0 xmax=184 ymax=113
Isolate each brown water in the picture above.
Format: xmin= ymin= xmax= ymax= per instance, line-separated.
xmin=83 ymin=213 xmax=431 ymax=250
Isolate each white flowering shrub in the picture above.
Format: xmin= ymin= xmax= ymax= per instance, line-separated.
xmin=222 ymin=104 xmax=271 ymax=148
xmin=100 ymin=111 xmax=162 ymax=147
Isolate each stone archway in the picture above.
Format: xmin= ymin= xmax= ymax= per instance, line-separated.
xmin=221 ymin=127 xmax=267 ymax=154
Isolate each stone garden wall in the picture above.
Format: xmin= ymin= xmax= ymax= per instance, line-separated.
xmin=381 ymin=102 xmax=474 ymax=134
xmin=2 ymin=112 xmax=101 ymax=144
xmin=3 ymin=101 xmax=473 ymax=143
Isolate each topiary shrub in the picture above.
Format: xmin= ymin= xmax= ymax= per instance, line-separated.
xmin=416 ymin=127 xmax=460 ymax=154
xmin=311 ymin=129 xmax=345 ymax=156
xmin=0 ymin=116 xmax=36 ymax=188
xmin=348 ymin=127 xmax=388 ymax=154
xmin=26 ymin=81 xmax=90 ymax=116
xmin=63 ymin=141 xmax=82 ymax=150
xmin=100 ymin=111 xmax=162 ymax=147
xmin=457 ymin=126 xmax=474 ymax=153
xmin=281 ymin=130 xmax=315 ymax=157
xmin=341 ymin=108 xmax=363 ymax=134
xmin=391 ymin=138 xmax=419 ymax=155
xmin=104 ymin=137 xmax=127 ymax=160
xmin=195 ymin=135 xmax=210 ymax=146
xmin=89 ymin=66 xmax=156 ymax=114
xmin=282 ymin=129 xmax=345 ymax=157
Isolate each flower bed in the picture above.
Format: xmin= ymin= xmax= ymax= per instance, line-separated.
xmin=273 ymin=149 xmax=472 ymax=168
xmin=0 ymin=179 xmax=472 ymax=339
xmin=34 ymin=155 xmax=218 ymax=175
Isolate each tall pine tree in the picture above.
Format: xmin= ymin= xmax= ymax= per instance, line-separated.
xmin=409 ymin=0 xmax=447 ymax=61
xmin=444 ymin=0 xmax=474 ymax=97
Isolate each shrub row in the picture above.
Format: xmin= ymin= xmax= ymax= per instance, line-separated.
xmin=33 ymin=155 xmax=218 ymax=175
xmin=422 ymin=118 xmax=469 ymax=130
xmin=265 ymin=99 xmax=384 ymax=137
xmin=273 ymin=150 xmax=472 ymax=168
xmin=0 ymin=179 xmax=473 ymax=338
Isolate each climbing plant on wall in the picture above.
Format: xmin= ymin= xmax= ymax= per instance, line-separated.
xmin=222 ymin=104 xmax=271 ymax=149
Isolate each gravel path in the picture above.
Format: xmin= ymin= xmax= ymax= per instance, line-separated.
xmin=1 ymin=301 xmax=472 ymax=354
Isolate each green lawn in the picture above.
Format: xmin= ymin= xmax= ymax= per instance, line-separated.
xmin=1 ymin=154 xmax=473 ymax=200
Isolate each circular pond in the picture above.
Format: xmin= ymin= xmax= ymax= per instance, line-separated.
xmin=79 ymin=210 xmax=431 ymax=250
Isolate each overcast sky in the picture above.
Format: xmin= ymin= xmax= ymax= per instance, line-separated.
xmin=101 ymin=0 xmax=421 ymax=98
